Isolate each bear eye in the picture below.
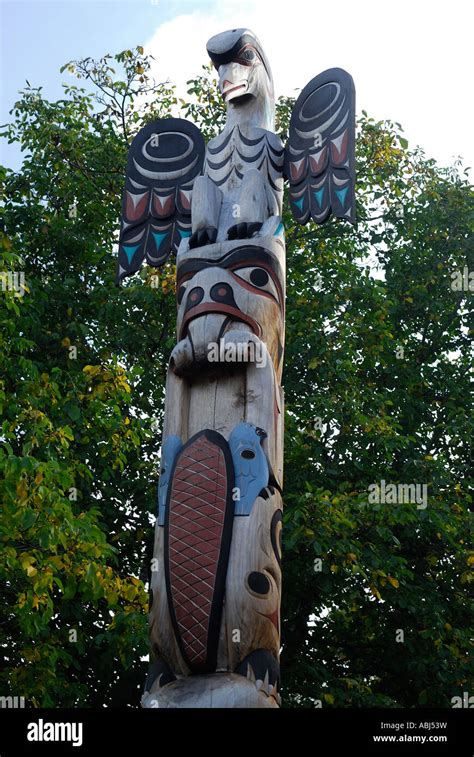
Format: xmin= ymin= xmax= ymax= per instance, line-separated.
xmin=231 ymin=266 xmax=280 ymax=304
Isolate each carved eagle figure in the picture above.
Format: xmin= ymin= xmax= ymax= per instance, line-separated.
xmin=116 ymin=28 xmax=355 ymax=284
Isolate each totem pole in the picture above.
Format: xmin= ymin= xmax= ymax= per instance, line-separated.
xmin=116 ymin=28 xmax=355 ymax=707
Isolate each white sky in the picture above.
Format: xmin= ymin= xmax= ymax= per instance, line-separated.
xmin=144 ymin=0 xmax=473 ymax=175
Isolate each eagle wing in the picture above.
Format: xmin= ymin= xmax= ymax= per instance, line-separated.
xmin=284 ymin=68 xmax=356 ymax=225
xmin=116 ymin=117 xmax=205 ymax=284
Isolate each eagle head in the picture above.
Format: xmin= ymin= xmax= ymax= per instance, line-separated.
xmin=206 ymin=28 xmax=274 ymax=115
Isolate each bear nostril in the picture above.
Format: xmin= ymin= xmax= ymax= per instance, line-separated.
xmin=210 ymin=282 xmax=237 ymax=307
xmin=185 ymin=287 xmax=204 ymax=310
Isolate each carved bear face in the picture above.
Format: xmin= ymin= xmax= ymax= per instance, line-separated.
xmin=175 ymin=241 xmax=285 ymax=374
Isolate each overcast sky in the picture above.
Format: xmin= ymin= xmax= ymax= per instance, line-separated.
xmin=1 ymin=0 xmax=473 ymax=176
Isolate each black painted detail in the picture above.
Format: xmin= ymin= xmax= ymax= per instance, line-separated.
xmin=177 ymin=246 xmax=284 ymax=286
xmin=248 ymin=571 xmax=270 ymax=595
xmin=184 ymin=286 xmax=204 ymax=311
xmin=206 ymin=29 xmax=272 ymax=81
xmin=277 ymin=337 xmax=284 ymax=365
xmin=284 ymin=68 xmax=356 ymax=226
xmin=235 ymin=648 xmax=280 ymax=691
xmin=228 ymin=221 xmax=262 ymax=240
xmin=177 ymin=284 xmax=187 ymax=306
xmin=189 ymin=226 xmax=218 ymax=249
xmin=270 ymin=509 xmax=283 ymax=568
xmin=144 ymin=658 xmax=177 ymax=693
xmin=250 ymin=268 xmax=269 ymax=287
xmin=116 ymin=117 xmax=205 ymax=285
xmin=210 ymin=282 xmax=238 ymax=307
xmin=241 ymin=449 xmax=256 ymax=460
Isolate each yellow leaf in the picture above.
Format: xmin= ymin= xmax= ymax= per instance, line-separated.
xmin=26 ymin=565 xmax=37 ymax=577
xmin=16 ymin=480 xmax=28 ymax=499
xmin=387 ymin=576 xmax=399 ymax=588
xmin=20 ymin=554 xmax=35 ymax=570
xmin=467 ymin=556 xmax=474 ymax=566
xmin=323 ymin=693 xmax=334 ymax=704
xmin=83 ymin=365 xmax=100 ymax=377
xmin=369 ymin=584 xmax=382 ymax=600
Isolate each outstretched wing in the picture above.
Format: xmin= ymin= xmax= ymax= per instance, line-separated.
xmin=284 ymin=68 xmax=355 ymax=225
xmin=116 ymin=118 xmax=205 ymax=285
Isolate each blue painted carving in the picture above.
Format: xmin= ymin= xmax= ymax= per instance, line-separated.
xmin=229 ymin=422 xmax=269 ymax=516
xmin=157 ymin=435 xmax=183 ymax=526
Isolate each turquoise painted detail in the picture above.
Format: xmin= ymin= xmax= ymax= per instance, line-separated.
xmin=179 ymin=229 xmax=191 ymax=238
xmin=335 ymin=187 xmax=348 ymax=206
xmin=313 ymin=188 xmax=325 ymax=207
xmin=274 ymin=222 xmax=285 ymax=237
xmin=152 ymin=231 xmax=168 ymax=250
xmin=293 ymin=197 xmax=304 ymax=210
xmin=123 ymin=245 xmax=139 ymax=264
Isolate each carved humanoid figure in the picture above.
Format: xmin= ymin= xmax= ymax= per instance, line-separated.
xmin=116 ymin=28 xmax=355 ymax=707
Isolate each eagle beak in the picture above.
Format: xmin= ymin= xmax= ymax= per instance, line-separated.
xmin=221 ymin=79 xmax=248 ymax=101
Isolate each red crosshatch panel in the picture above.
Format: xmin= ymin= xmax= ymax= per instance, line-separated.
xmin=166 ymin=433 xmax=231 ymax=669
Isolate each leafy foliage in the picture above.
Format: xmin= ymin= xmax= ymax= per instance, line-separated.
xmin=0 ymin=49 xmax=472 ymax=707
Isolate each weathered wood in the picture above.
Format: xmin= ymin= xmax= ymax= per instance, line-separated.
xmin=142 ymin=672 xmax=278 ymax=708
xmin=147 ymin=234 xmax=284 ymax=706
xmin=145 ymin=28 xmax=286 ymax=709
xmin=115 ymin=24 xmax=355 ymax=708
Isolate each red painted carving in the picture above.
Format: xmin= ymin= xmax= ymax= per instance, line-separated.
xmin=125 ymin=190 xmax=149 ymax=222
xmin=167 ymin=435 xmax=228 ymax=668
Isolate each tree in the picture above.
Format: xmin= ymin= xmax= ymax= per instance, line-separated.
xmin=0 ymin=49 xmax=472 ymax=707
